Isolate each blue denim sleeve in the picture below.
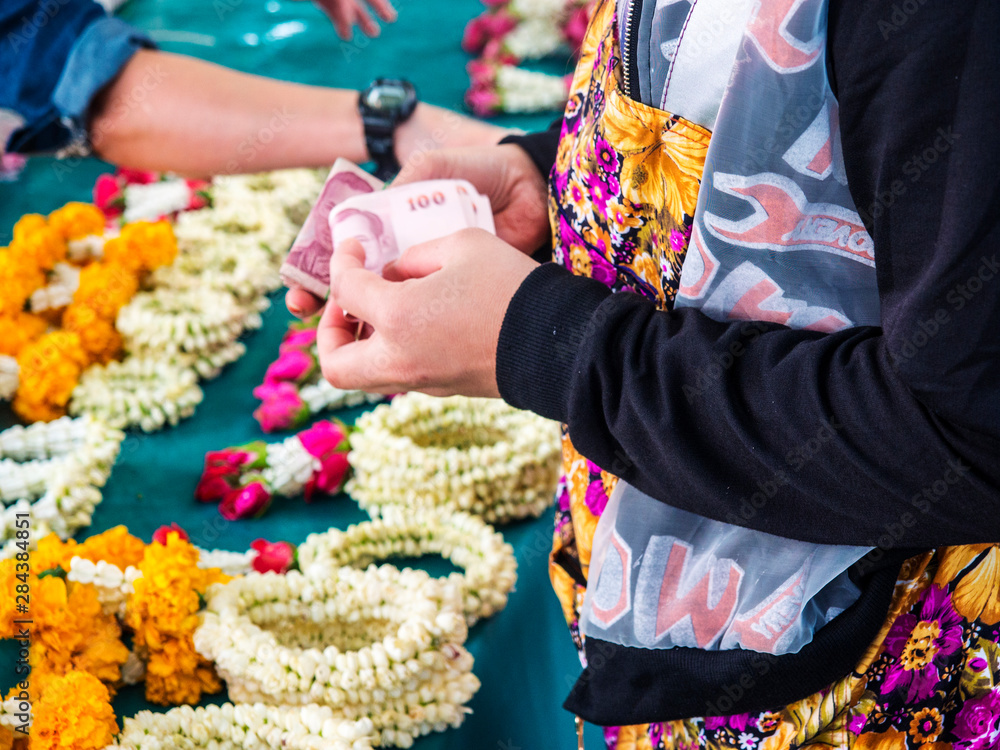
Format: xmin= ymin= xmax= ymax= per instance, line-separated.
xmin=0 ymin=0 xmax=154 ymax=156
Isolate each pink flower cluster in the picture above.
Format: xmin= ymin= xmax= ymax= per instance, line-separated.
xmin=195 ymin=441 xmax=273 ymax=520
xmin=193 ymin=420 xmax=352 ymax=521
xmin=252 ymin=321 xmax=320 ymax=433
xmin=93 ymin=167 xmax=211 ymax=221
xmin=462 ymin=0 xmax=593 ymax=117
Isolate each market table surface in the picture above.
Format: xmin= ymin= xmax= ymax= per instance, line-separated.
xmin=0 ymin=0 xmax=608 ymax=746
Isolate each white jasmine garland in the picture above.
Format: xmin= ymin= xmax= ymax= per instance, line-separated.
xmin=508 ymin=0 xmax=568 ymax=19
xmin=0 ymin=416 xmax=124 ymax=560
xmin=496 ymin=65 xmax=570 ymax=114
xmin=108 ymin=703 xmax=375 ymax=750
xmin=0 ymin=355 xmax=17 ymax=401
xmin=66 ymin=233 xmax=106 ymax=263
xmin=261 ymin=434 xmax=322 ymax=499
xmin=298 ymin=378 xmax=386 ymax=416
xmin=297 ymin=508 xmax=517 ymax=625
xmin=67 ymin=556 xmax=142 ymax=616
xmin=502 ymin=16 xmax=564 ymax=59
xmin=198 ymin=546 xmax=256 ymax=576
xmin=194 ymin=564 xmax=479 ymax=747
xmin=29 ymin=261 xmax=81 ymax=314
xmin=116 ymin=287 xmax=253 ymax=357
xmin=122 ymin=178 xmax=192 ymax=223
xmin=69 ymin=355 xmax=203 ymax=432
xmin=347 ymin=394 xmax=561 ymax=524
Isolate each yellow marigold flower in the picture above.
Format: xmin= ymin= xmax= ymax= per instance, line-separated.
xmin=13 ymin=331 xmax=88 ymax=422
xmin=48 ymin=203 xmax=105 ymax=241
xmin=62 ymin=303 xmax=122 ymax=364
xmin=11 ymin=214 xmax=47 ymax=243
xmin=10 ymin=219 xmax=67 ymax=272
xmin=126 ymin=533 xmax=228 ymax=705
xmin=120 ymin=220 xmax=178 ymax=272
xmin=31 ymin=671 xmax=117 ymax=750
xmin=0 ymin=312 xmax=47 ymax=357
xmin=0 ymin=247 xmax=46 ymax=317
xmin=73 ymin=261 xmax=139 ymax=319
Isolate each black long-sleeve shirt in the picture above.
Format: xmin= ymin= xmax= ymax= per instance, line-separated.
xmin=498 ymin=0 xmax=1000 ymax=550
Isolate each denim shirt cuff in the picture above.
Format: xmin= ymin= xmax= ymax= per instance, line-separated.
xmin=50 ymin=16 xmax=155 ymax=156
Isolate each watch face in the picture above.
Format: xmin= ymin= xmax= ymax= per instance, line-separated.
xmin=364 ymin=84 xmax=409 ymax=112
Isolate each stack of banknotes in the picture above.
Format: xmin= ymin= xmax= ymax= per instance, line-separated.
xmin=280 ymin=159 xmax=495 ymax=298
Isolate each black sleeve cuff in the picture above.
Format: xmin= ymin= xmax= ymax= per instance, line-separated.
xmin=496 ymin=262 xmax=611 ymax=422
xmin=498 ymin=116 xmax=563 ymax=183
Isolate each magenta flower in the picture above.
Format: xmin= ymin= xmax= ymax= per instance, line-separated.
xmin=279 ymin=327 xmax=318 ymax=352
xmin=466 ymin=85 xmax=502 ymax=118
xmin=298 ymin=420 xmax=351 ymax=501
xmin=253 ymin=381 xmax=309 ymax=432
xmin=954 ymin=689 xmax=1000 ymax=750
xmin=562 ymin=5 xmax=590 ymax=52
xmin=264 ymin=348 xmax=315 ymax=383
xmin=250 ymin=539 xmax=296 ymax=574
xmin=880 ymin=584 xmax=963 ymax=703
xmin=219 ymin=481 xmax=272 ymax=520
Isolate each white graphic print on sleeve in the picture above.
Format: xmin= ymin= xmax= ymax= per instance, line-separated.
xmin=703 ymin=261 xmax=851 ymax=332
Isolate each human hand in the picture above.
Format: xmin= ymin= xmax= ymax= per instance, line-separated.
xmin=317 ymin=229 xmax=538 ymax=396
xmin=394 ymin=144 xmax=551 ymax=256
xmin=309 ymin=0 xmax=396 ymax=39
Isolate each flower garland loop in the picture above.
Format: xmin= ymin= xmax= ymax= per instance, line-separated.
xmin=194 ymin=564 xmax=479 ymax=748
xmin=297 ymin=508 xmax=517 ymax=625
xmin=0 ymin=416 xmax=123 ymax=560
xmin=109 ymin=703 xmax=376 ymax=750
xmin=347 ymin=393 xmax=561 ymax=524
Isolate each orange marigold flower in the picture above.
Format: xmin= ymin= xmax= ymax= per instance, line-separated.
xmin=30 ymin=576 xmax=128 ymax=697
xmin=47 ymin=203 xmax=105 ymax=242
xmin=31 ymin=671 xmax=117 ymax=750
xmin=0 ymin=560 xmax=21 ymax=638
xmin=30 ymin=535 xmax=80 ymax=575
xmin=76 ymin=525 xmax=146 ymax=569
xmin=13 ymin=331 xmax=89 ymax=422
xmin=126 ymin=532 xmax=228 ymax=705
xmin=0 ymin=247 xmax=46 ymax=317
xmin=11 ymin=214 xmax=47 ymax=243
xmin=62 ymin=303 xmax=122 ymax=364
xmin=0 ymin=311 xmax=47 ymax=357
xmin=120 ymin=220 xmax=178 ymax=272
xmin=10 ymin=218 xmax=67 ymax=272
xmin=73 ymin=261 xmax=138 ymax=319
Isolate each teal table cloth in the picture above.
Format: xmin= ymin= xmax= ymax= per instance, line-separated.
xmin=0 ymin=0 xmax=607 ymax=746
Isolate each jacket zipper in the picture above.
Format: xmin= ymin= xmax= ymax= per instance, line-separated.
xmin=621 ymin=0 xmax=642 ymax=100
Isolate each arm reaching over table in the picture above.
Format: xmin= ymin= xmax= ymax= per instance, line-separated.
xmin=0 ymin=0 xmax=509 ymax=174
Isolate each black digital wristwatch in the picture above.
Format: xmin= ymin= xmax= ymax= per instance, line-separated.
xmin=358 ymin=78 xmax=418 ymax=181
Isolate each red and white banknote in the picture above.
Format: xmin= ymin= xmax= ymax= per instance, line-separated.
xmin=281 ymin=161 xmax=495 ymax=298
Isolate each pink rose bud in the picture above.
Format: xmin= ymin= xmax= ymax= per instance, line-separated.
xmin=219 ymin=481 xmax=273 ymax=520
xmin=279 ymin=327 xmax=318 ymax=352
xmin=250 ymin=539 xmax=296 ymax=574
xmin=264 ymin=348 xmax=316 ymax=383
xmin=253 ymin=382 xmax=309 ymax=433
xmin=152 ymin=523 xmax=189 ymax=545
